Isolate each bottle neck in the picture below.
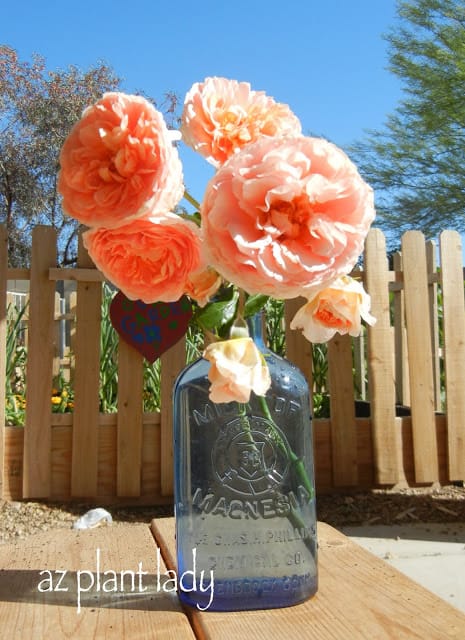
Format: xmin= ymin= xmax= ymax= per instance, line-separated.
xmin=246 ymin=313 xmax=265 ymax=349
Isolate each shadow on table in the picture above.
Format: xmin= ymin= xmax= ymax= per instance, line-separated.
xmin=0 ymin=569 xmax=182 ymax=611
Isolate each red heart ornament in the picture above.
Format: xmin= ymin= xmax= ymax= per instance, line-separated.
xmin=109 ymin=292 xmax=193 ymax=362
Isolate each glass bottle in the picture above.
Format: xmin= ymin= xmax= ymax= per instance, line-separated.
xmin=173 ymin=314 xmax=318 ymax=611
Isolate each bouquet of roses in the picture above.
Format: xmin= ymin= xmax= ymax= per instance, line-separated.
xmin=58 ymin=77 xmax=375 ymax=404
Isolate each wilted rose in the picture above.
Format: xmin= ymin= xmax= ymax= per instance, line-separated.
xmin=83 ymin=213 xmax=203 ymax=303
xmin=290 ymin=275 xmax=376 ymax=343
xmin=58 ymin=92 xmax=183 ymax=228
xmin=203 ymin=337 xmax=271 ymax=403
xmin=201 ymin=135 xmax=375 ymax=299
xmin=181 ymin=76 xmax=301 ymax=167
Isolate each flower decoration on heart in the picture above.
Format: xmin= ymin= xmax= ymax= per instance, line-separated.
xmin=58 ymin=77 xmax=376 ymax=404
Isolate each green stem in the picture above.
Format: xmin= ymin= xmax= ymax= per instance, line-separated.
xmin=257 ymin=395 xmax=314 ymax=500
xmin=237 ymin=396 xmax=315 ymax=544
xmin=184 ymin=189 xmax=201 ymax=210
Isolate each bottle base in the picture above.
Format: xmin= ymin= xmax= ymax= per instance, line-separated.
xmin=178 ymin=575 xmax=318 ymax=612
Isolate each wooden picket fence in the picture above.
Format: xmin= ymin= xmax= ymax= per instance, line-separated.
xmin=1 ymin=224 xmax=465 ymax=504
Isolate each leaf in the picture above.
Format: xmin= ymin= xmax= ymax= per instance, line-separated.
xmin=244 ymin=294 xmax=269 ymax=318
xmin=194 ymin=290 xmax=239 ymax=331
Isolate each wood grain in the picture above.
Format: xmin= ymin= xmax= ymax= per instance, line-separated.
xmin=160 ymin=337 xmax=186 ymax=496
xmin=365 ymin=229 xmax=400 ymax=484
xmin=23 ymin=226 xmax=57 ymax=498
xmin=0 ymin=523 xmax=195 ymax=639
xmin=402 ymin=231 xmax=439 ymax=483
xmin=327 ymin=334 xmax=358 ymax=486
xmin=152 ymin=517 xmax=465 ymax=639
xmin=439 ymin=231 xmax=465 ymax=480
xmin=116 ymin=339 xmax=144 ymax=497
xmin=71 ymin=237 xmax=102 ymax=497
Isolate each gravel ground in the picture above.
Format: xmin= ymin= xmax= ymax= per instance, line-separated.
xmin=0 ymin=485 xmax=464 ymax=546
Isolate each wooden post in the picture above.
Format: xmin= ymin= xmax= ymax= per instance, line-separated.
xmin=439 ymin=231 xmax=465 ymax=481
xmin=0 ymin=226 xmax=7 ymax=498
xmin=23 ymin=226 xmax=57 ymax=498
xmin=328 ymin=334 xmax=358 ymax=486
xmin=365 ymin=229 xmax=401 ymax=484
xmin=160 ymin=338 xmax=186 ymax=496
xmin=117 ymin=338 xmax=144 ymax=496
xmin=70 ymin=236 xmax=102 ymax=497
xmin=402 ymin=231 xmax=438 ymax=483
xmin=426 ymin=241 xmax=442 ymax=411
xmin=285 ymin=297 xmax=313 ymax=407
xmin=392 ymin=252 xmax=410 ymax=406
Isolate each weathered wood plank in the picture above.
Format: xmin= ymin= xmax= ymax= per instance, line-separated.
xmin=152 ymin=517 xmax=465 ymax=640
xmin=0 ymin=524 xmax=195 ymax=639
xmin=402 ymin=231 xmax=439 ymax=483
xmin=426 ymin=240 xmax=442 ymax=411
xmin=160 ymin=339 xmax=186 ymax=496
xmin=23 ymin=226 xmax=57 ymax=498
xmin=48 ymin=267 xmax=104 ymax=282
xmin=327 ymin=334 xmax=358 ymax=486
xmin=70 ymin=237 xmax=102 ymax=497
xmin=439 ymin=230 xmax=465 ymax=480
xmin=392 ymin=252 xmax=410 ymax=406
xmin=284 ymin=297 xmax=313 ymax=401
xmin=365 ymin=229 xmax=400 ymax=483
xmin=117 ymin=339 xmax=144 ymax=497
xmin=3 ymin=413 xmax=451 ymax=501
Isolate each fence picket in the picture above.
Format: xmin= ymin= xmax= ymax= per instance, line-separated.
xmin=70 ymin=238 xmax=102 ymax=497
xmin=392 ymin=252 xmax=410 ymax=406
xmin=426 ymin=241 xmax=442 ymax=411
xmin=160 ymin=339 xmax=186 ymax=495
xmin=439 ymin=231 xmax=465 ymax=480
xmin=23 ymin=226 xmax=57 ymax=498
xmin=402 ymin=231 xmax=438 ymax=483
xmin=284 ymin=298 xmax=313 ymax=399
xmin=117 ymin=339 xmax=144 ymax=496
xmin=365 ymin=229 xmax=400 ymax=484
xmin=327 ymin=334 xmax=358 ymax=486
xmin=2 ymin=224 xmax=465 ymax=503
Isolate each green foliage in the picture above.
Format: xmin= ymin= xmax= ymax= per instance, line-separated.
xmin=193 ymin=285 xmax=240 ymax=336
xmin=4 ymin=301 xmax=27 ymax=425
xmin=264 ymin=298 xmax=285 ymax=356
xmin=0 ymin=46 xmax=122 ymax=266
xmin=349 ymin=0 xmax=465 ymax=245
xmin=3 ymin=287 xmax=379 ymax=423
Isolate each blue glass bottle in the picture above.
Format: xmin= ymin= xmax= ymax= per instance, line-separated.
xmin=173 ymin=315 xmax=318 ymax=611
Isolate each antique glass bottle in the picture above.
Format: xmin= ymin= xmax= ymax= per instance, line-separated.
xmin=173 ymin=315 xmax=318 ymax=611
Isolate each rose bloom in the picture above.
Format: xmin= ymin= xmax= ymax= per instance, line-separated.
xmin=201 ymin=135 xmax=375 ymax=298
xmin=203 ymin=337 xmax=271 ymax=403
xmin=181 ymin=76 xmax=301 ymax=167
xmin=58 ymin=92 xmax=184 ymax=228
xmin=83 ymin=213 xmax=203 ymax=303
xmin=185 ymin=267 xmax=222 ymax=307
xmin=290 ymin=275 xmax=376 ymax=343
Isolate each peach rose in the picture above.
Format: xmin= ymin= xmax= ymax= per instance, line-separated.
xmin=83 ymin=213 xmax=203 ymax=303
xmin=58 ymin=92 xmax=183 ymax=228
xmin=185 ymin=267 xmax=222 ymax=307
xmin=201 ymin=136 xmax=375 ymax=298
xmin=181 ymin=77 xmax=301 ymax=167
xmin=290 ymin=275 xmax=376 ymax=343
xmin=203 ymin=337 xmax=271 ymax=403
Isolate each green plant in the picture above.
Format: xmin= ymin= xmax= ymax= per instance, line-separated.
xmin=5 ymin=301 xmax=28 ymax=425
xmin=99 ymin=284 xmax=119 ymax=412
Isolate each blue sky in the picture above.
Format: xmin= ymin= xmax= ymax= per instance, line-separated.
xmin=3 ymin=0 xmax=402 ymax=207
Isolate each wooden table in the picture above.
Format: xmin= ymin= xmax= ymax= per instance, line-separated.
xmin=0 ymin=518 xmax=464 ymax=639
